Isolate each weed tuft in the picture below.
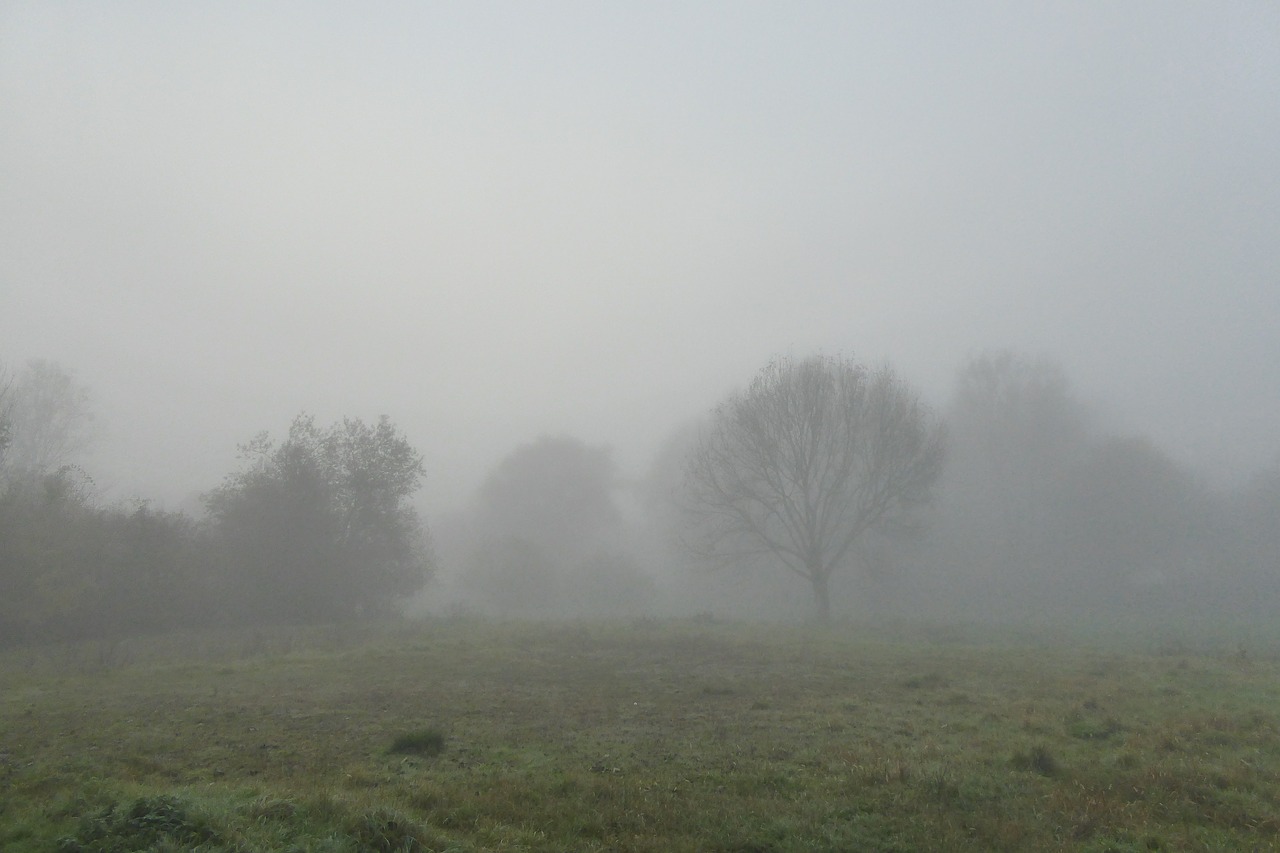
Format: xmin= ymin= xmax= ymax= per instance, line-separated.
xmin=1011 ymin=744 xmax=1059 ymax=776
xmin=918 ymin=764 xmax=964 ymax=804
xmin=388 ymin=728 xmax=446 ymax=757
xmin=56 ymin=794 xmax=224 ymax=852
xmin=1065 ymin=709 xmax=1124 ymax=741
xmin=243 ymin=795 xmax=298 ymax=822
xmin=346 ymin=807 xmax=433 ymax=853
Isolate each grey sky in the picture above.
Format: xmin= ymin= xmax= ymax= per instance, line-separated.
xmin=2 ymin=2 xmax=1277 ymax=511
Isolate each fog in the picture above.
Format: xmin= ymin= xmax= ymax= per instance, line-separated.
xmin=3 ymin=4 xmax=1278 ymax=531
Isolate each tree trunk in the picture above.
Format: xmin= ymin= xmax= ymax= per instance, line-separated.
xmin=810 ymin=570 xmax=831 ymax=623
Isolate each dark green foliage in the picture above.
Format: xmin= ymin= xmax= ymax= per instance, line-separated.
xmin=205 ymin=414 xmax=433 ymax=625
xmin=0 ymin=409 xmax=432 ymax=646
xmin=0 ymin=471 xmax=210 ymax=645
xmin=345 ymin=807 xmax=433 ymax=853
xmin=474 ymin=435 xmax=619 ymax=552
xmin=388 ymin=728 xmax=445 ymax=757
xmin=1010 ymin=744 xmax=1059 ymax=776
xmin=56 ymin=795 xmax=225 ymax=852
xmin=462 ymin=435 xmax=650 ymax=618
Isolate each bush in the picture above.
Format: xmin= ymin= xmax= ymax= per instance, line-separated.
xmin=346 ymin=807 xmax=432 ymax=853
xmin=388 ymin=728 xmax=445 ymax=757
xmin=57 ymin=794 xmax=223 ymax=852
xmin=1010 ymin=744 xmax=1059 ymax=776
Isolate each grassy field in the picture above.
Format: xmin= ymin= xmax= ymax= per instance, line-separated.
xmin=2 ymin=618 xmax=1279 ymax=852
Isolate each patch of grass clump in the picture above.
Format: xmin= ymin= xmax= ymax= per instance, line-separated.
xmin=56 ymin=794 xmax=224 ymax=852
xmin=346 ymin=807 xmax=436 ymax=853
xmin=1066 ymin=709 xmax=1125 ymax=741
xmin=902 ymin=672 xmax=948 ymax=689
xmin=388 ymin=727 xmax=445 ymax=757
xmin=1011 ymin=744 xmax=1060 ymax=776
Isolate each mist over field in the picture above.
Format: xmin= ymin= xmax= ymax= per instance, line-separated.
xmin=2 ymin=3 xmax=1279 ymax=631
xmin=7 ymin=10 xmax=1280 ymax=849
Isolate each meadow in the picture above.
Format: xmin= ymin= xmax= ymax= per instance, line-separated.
xmin=1 ymin=618 xmax=1278 ymax=852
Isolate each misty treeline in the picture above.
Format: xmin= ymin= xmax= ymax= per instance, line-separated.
xmin=0 ymin=360 xmax=432 ymax=644
xmin=2 ymin=350 xmax=1279 ymax=645
xmin=427 ymin=349 xmax=1280 ymax=626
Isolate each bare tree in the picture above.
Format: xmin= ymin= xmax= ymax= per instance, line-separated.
xmin=684 ymin=355 xmax=945 ymax=621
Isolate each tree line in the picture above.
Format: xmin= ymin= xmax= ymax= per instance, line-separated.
xmin=0 ymin=361 xmax=432 ymax=644
xmin=419 ymin=350 xmax=1280 ymax=626
xmin=2 ymin=351 xmax=1278 ymax=644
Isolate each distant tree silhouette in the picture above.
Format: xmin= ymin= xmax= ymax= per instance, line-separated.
xmin=684 ymin=355 xmax=945 ymax=621
xmin=206 ymin=414 xmax=432 ymax=623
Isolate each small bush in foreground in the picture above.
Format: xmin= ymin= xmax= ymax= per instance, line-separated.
xmin=388 ymin=728 xmax=445 ymax=757
xmin=1066 ymin=709 xmax=1125 ymax=741
xmin=1011 ymin=744 xmax=1060 ymax=777
xmin=56 ymin=794 xmax=225 ymax=852
xmin=346 ymin=807 xmax=434 ymax=853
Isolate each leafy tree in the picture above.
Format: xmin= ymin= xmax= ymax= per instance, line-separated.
xmin=1227 ymin=462 xmax=1280 ymax=612
xmin=927 ymin=350 xmax=1243 ymax=618
xmin=0 ymin=466 xmax=95 ymax=642
xmin=0 ymin=359 xmax=99 ymax=642
xmin=205 ymin=414 xmax=432 ymax=624
xmin=1058 ymin=436 xmax=1213 ymax=595
xmin=0 ymin=359 xmax=94 ymax=483
xmin=684 ymin=354 xmax=946 ymax=621
xmin=951 ymin=351 xmax=1087 ymax=459
xmin=564 ymin=550 xmax=658 ymax=617
xmin=461 ymin=534 xmax=563 ymax=617
xmin=935 ymin=350 xmax=1092 ymax=589
xmin=474 ymin=434 xmax=619 ymax=558
xmin=462 ymin=435 xmax=653 ymax=616
xmin=0 ymin=364 xmax=12 ymax=470
xmin=92 ymin=503 xmax=215 ymax=638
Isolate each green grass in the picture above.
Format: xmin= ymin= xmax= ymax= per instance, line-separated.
xmin=2 ymin=618 xmax=1279 ymax=851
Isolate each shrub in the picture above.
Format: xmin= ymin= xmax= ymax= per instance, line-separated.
xmin=1065 ymin=710 xmax=1124 ymax=741
xmin=388 ymin=728 xmax=445 ymax=757
xmin=1011 ymin=744 xmax=1059 ymax=777
xmin=346 ymin=807 xmax=432 ymax=853
xmin=57 ymin=794 xmax=223 ymax=852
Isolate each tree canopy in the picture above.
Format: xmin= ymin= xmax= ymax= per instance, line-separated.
xmin=0 ymin=360 xmax=94 ymax=486
xmin=205 ymin=414 xmax=432 ymax=623
xmin=458 ymin=434 xmax=657 ymax=616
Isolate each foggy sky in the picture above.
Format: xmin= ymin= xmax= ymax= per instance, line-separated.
xmin=2 ymin=2 xmax=1278 ymax=513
